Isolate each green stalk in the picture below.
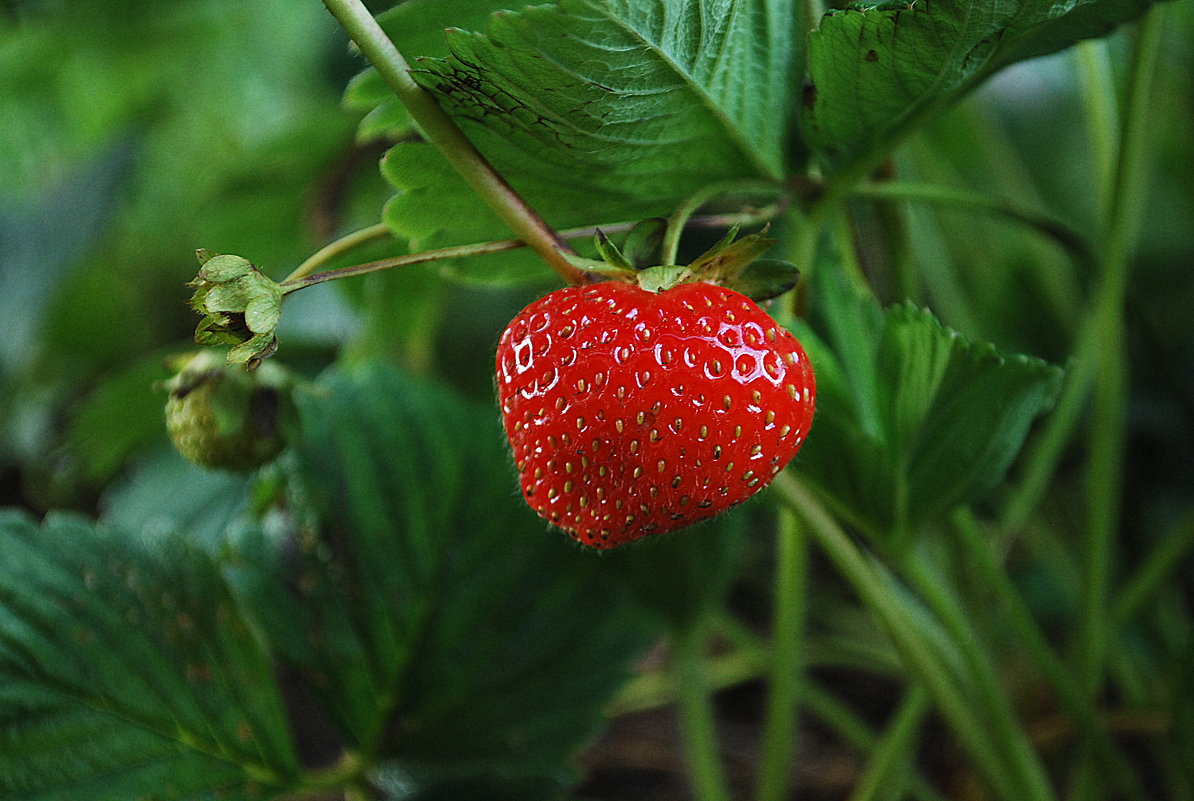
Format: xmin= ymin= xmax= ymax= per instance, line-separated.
xmin=847 ymin=685 xmax=930 ymax=801
xmin=660 ymin=179 xmax=784 ymax=266
xmin=952 ymin=510 xmax=1151 ymax=801
xmin=320 ymin=0 xmax=586 ymax=285
xmin=848 ymin=182 xmax=1096 ymax=271
xmin=770 ymin=473 xmax=1024 ymax=801
xmin=900 ymin=553 xmax=1056 ymax=801
xmin=755 ymin=509 xmax=809 ymax=801
xmin=804 ymin=684 xmax=949 ymax=801
xmin=284 ymin=223 xmax=392 ymax=284
xmin=673 ymin=622 xmax=732 ymax=801
xmin=1079 ymin=3 xmax=1165 ymax=706
xmin=1112 ymin=513 xmax=1194 ymax=628
xmin=1074 ymin=40 xmax=1122 ymax=211
xmin=281 ymin=210 xmax=784 ymax=294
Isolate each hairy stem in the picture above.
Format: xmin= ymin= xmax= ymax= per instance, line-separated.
xmin=320 ymin=0 xmax=585 ymax=285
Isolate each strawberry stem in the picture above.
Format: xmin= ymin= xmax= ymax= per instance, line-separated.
xmin=661 ymin=180 xmax=786 ymax=266
xmin=279 ymin=211 xmax=785 ymax=294
xmin=283 ymin=223 xmax=392 ymax=284
xmin=321 ymin=0 xmax=587 ymax=285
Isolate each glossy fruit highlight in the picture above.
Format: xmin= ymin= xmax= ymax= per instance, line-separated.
xmin=496 ymin=280 xmax=815 ymax=548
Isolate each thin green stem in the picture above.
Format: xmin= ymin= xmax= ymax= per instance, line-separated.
xmin=1080 ymin=2 xmax=1165 ymax=702
xmin=849 ymin=182 xmax=1096 ymax=272
xmin=661 ymin=179 xmax=784 ymax=266
xmin=284 ymin=223 xmax=392 ymax=283
xmin=900 ymin=552 xmax=1056 ymax=801
xmin=952 ymin=510 xmax=1151 ymax=801
xmin=281 ymin=210 xmax=783 ymax=294
xmin=673 ymin=623 xmax=732 ymax=801
xmin=1074 ymin=40 xmax=1121 ymax=212
xmin=1112 ymin=513 xmax=1194 ymax=628
xmin=804 ymin=684 xmax=949 ymax=801
xmin=755 ymin=509 xmax=809 ymax=801
xmin=320 ymin=0 xmax=585 ymax=285
xmin=847 ymin=685 xmax=930 ymax=801
xmin=281 ymin=239 xmax=526 ymax=293
xmin=770 ymin=472 xmax=1023 ymax=801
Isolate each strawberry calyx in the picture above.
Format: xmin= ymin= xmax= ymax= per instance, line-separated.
xmin=188 ymin=250 xmax=284 ymax=369
xmin=557 ymin=220 xmax=800 ymax=301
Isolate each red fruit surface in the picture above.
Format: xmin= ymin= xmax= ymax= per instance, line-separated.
xmin=496 ymin=281 xmax=815 ymax=549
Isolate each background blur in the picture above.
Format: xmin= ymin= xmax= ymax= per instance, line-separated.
xmin=1 ymin=1 xmax=1192 ymax=796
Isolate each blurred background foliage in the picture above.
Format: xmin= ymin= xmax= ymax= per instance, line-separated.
xmin=1 ymin=0 xmax=1192 ymax=798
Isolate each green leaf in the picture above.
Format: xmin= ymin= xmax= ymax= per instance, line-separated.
xmin=225 ymin=363 xmax=654 ymax=793
xmin=379 ymin=0 xmax=796 ymax=284
xmin=804 ymin=0 xmax=1164 ymax=160
xmin=0 ymin=511 xmax=300 ymax=800
xmin=728 ymin=258 xmax=801 ymax=301
xmin=343 ymin=0 xmax=520 ymax=141
xmin=793 ymin=269 xmax=1063 ymax=537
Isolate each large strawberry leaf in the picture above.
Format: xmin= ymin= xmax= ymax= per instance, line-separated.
xmin=789 ymin=268 xmax=1063 ymax=540
xmin=376 ymin=0 xmax=795 ymax=284
xmin=225 ymin=363 xmax=654 ymax=795
xmin=804 ymin=0 xmax=1164 ymax=162
xmin=0 ymin=511 xmax=300 ymax=800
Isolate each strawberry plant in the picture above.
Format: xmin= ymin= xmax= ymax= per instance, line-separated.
xmin=1 ymin=0 xmax=1192 ymax=800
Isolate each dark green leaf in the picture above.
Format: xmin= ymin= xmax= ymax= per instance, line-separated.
xmin=793 ymin=268 xmax=1063 ymax=536
xmin=378 ymin=0 xmax=796 ymax=284
xmin=343 ymin=0 xmax=520 ymax=141
xmin=225 ymin=363 xmax=654 ymax=793
xmin=622 ymin=218 xmax=669 ymax=270
xmin=804 ymin=0 xmax=1164 ymax=160
xmin=0 ymin=511 xmax=300 ymax=800
xmin=728 ymin=258 xmax=801 ymax=301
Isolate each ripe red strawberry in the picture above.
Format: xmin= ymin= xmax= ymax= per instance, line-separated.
xmin=496 ymin=280 xmax=815 ymax=549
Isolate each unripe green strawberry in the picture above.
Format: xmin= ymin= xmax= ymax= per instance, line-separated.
xmin=164 ymin=351 xmax=297 ymax=471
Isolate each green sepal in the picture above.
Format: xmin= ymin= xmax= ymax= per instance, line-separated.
xmin=726 ymin=258 xmax=800 ymax=302
xmin=594 ymin=229 xmax=634 ymax=271
xmin=687 ymin=227 xmax=778 ymax=284
xmin=637 ymin=265 xmax=691 ymax=294
xmin=557 ymin=249 xmax=638 ymax=280
xmin=622 ymin=217 xmax=668 ymax=270
xmin=186 ymin=251 xmax=284 ymax=368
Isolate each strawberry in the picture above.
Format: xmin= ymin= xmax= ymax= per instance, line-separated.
xmin=163 ymin=351 xmax=298 ymax=471
xmin=496 ymin=280 xmax=815 ymax=549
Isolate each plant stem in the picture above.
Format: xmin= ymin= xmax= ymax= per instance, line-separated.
xmin=1112 ymin=512 xmax=1194 ymax=628
xmin=952 ymin=510 xmax=1151 ymax=801
xmin=770 ymin=472 xmax=1025 ymax=801
xmin=281 ymin=210 xmax=783 ymax=294
xmin=849 ymin=182 xmax=1096 ymax=271
xmin=900 ymin=552 xmax=1056 ymax=801
xmin=281 ymin=238 xmax=527 ymax=293
xmin=1074 ymin=40 xmax=1121 ymax=212
xmin=755 ymin=509 xmax=808 ymax=801
xmin=674 ymin=622 xmax=732 ymax=801
xmin=847 ymin=684 xmax=929 ymax=801
xmin=660 ymin=179 xmax=785 ymax=266
xmin=1079 ymin=2 xmax=1164 ymax=705
xmin=320 ymin=0 xmax=585 ymax=285
xmin=804 ymin=684 xmax=950 ymax=801
xmin=284 ymin=223 xmax=392 ymax=283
